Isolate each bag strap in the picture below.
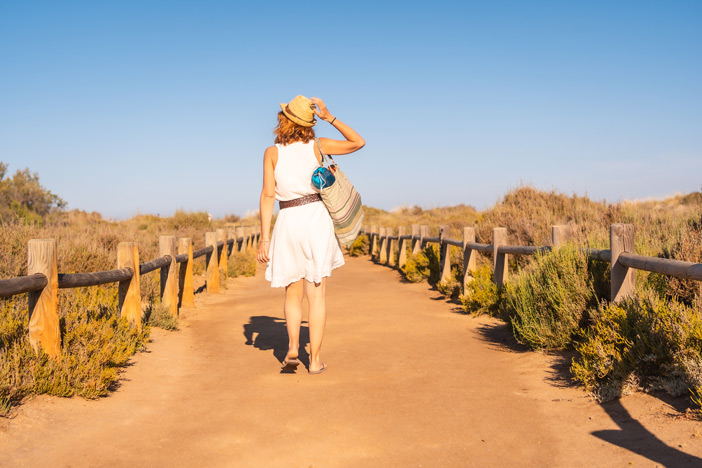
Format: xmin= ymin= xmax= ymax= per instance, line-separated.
xmin=315 ymin=138 xmax=337 ymax=167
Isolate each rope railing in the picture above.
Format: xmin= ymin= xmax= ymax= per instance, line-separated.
xmin=361 ymin=222 xmax=701 ymax=305
xmin=0 ymin=225 xmax=262 ymax=358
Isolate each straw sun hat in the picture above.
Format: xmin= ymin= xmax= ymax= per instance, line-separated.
xmin=280 ymin=95 xmax=317 ymax=127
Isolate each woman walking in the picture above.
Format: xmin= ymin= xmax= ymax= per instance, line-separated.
xmin=257 ymin=95 xmax=365 ymax=374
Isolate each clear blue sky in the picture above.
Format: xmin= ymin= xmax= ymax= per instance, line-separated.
xmin=1 ymin=0 xmax=700 ymax=219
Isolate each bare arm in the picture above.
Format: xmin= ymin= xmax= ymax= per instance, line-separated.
xmin=257 ymin=146 xmax=277 ymax=263
xmin=311 ymin=97 xmax=365 ymax=155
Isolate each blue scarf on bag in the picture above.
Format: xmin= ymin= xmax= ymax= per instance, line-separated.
xmin=312 ymin=166 xmax=336 ymax=190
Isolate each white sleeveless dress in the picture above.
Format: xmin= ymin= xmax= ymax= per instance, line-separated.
xmin=264 ymin=140 xmax=345 ymax=288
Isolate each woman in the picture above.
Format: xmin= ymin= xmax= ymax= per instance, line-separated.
xmin=257 ymin=95 xmax=365 ymax=374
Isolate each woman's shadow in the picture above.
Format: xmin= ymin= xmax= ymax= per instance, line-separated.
xmin=243 ymin=316 xmax=310 ymax=373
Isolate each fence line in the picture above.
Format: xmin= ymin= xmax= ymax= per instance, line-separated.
xmin=361 ymin=223 xmax=702 ymax=303
xmin=0 ymin=225 xmax=262 ymax=358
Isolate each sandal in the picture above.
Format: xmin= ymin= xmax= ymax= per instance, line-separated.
xmin=281 ymin=357 xmax=300 ymax=371
xmin=308 ymin=363 xmax=327 ymax=375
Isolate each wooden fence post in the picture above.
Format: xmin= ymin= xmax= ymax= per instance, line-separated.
xmin=178 ymin=237 xmax=195 ymax=308
xmin=552 ymin=225 xmax=571 ymax=248
xmin=27 ymin=239 xmax=60 ymax=358
xmin=227 ymin=227 xmax=237 ymax=256
xmin=611 ymin=223 xmax=636 ymax=303
xmin=420 ymin=225 xmax=429 ymax=249
xmin=159 ymin=236 xmax=178 ymax=318
xmin=217 ymin=228 xmax=228 ymax=281
xmin=379 ymin=227 xmax=387 ymax=264
xmin=370 ymin=225 xmax=378 ymax=258
xmin=205 ymin=232 xmax=220 ymax=294
xmin=118 ymin=242 xmax=141 ymax=330
xmin=247 ymin=226 xmax=255 ymax=251
xmin=398 ymin=226 xmax=408 ymax=268
xmin=236 ymin=226 xmax=245 ymax=253
xmin=439 ymin=225 xmax=451 ymax=283
xmin=462 ymin=227 xmax=477 ymax=293
xmin=493 ymin=227 xmax=508 ymax=287
xmin=386 ymin=227 xmax=395 ymax=266
xmin=411 ymin=224 xmax=421 ymax=255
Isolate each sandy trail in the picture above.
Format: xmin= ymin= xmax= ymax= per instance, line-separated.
xmin=1 ymin=256 xmax=701 ymax=467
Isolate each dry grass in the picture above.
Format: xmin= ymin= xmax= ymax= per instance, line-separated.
xmin=501 ymin=246 xmax=596 ymax=350
xmin=571 ymin=291 xmax=702 ymax=403
xmin=3 ymin=184 xmax=702 ymax=413
xmin=363 ymin=204 xmax=478 ymax=237
xmin=369 ymin=185 xmax=702 ymax=409
xmin=0 ymin=209 xmax=256 ymax=416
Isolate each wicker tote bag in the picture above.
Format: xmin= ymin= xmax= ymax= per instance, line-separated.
xmin=314 ymin=138 xmax=364 ymax=247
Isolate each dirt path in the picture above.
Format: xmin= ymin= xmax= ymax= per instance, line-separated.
xmin=1 ymin=256 xmax=701 ymax=467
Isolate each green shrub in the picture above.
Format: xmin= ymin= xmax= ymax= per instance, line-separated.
xmin=437 ymin=275 xmax=461 ymax=300
xmin=144 ymin=302 xmax=178 ymax=331
xmin=348 ymin=234 xmax=369 ymax=257
xmin=401 ymin=248 xmax=429 ymax=282
xmin=437 ymin=247 xmax=465 ymax=300
xmin=0 ymin=163 xmax=66 ymax=224
xmin=692 ymin=386 xmax=702 ymax=412
xmin=460 ymin=264 xmax=502 ymax=316
xmin=0 ymin=288 xmax=149 ymax=416
xmin=501 ymin=246 xmax=595 ymax=350
xmin=228 ymin=250 xmax=257 ymax=278
xmin=656 ymin=219 xmax=702 ymax=305
xmin=587 ymin=255 xmax=611 ymax=302
xmin=168 ymin=209 xmax=211 ymax=230
xmin=401 ymin=244 xmax=440 ymax=283
xmin=571 ymin=291 xmax=702 ymax=407
xmin=424 ymin=244 xmax=441 ymax=285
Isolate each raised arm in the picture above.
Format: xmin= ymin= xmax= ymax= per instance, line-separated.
xmin=257 ymin=146 xmax=277 ymax=263
xmin=311 ymin=97 xmax=365 ymax=155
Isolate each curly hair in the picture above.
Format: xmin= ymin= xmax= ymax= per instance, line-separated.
xmin=274 ymin=111 xmax=316 ymax=145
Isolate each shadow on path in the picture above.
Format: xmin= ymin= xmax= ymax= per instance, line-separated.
xmin=474 ymin=320 xmax=530 ymax=354
xmin=243 ymin=316 xmax=310 ymax=373
xmin=474 ymin=320 xmax=702 ymax=465
xmin=542 ymin=350 xmax=578 ymax=389
xmin=593 ymin=398 xmax=702 ymax=467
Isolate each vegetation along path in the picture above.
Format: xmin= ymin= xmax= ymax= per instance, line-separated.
xmin=1 ymin=256 xmax=701 ymax=467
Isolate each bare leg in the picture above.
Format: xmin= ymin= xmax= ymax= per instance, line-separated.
xmin=284 ymin=279 xmax=304 ymax=359
xmin=305 ymin=278 xmax=327 ymax=372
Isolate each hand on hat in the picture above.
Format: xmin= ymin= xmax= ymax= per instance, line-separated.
xmin=311 ymin=97 xmax=334 ymax=123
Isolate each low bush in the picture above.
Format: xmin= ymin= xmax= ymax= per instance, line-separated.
xmin=348 ymin=234 xmax=369 ymax=257
xmin=144 ymin=302 xmax=178 ymax=331
xmin=228 ymin=250 xmax=257 ymax=278
xmin=424 ymin=244 xmax=441 ymax=285
xmin=401 ymin=248 xmax=429 ymax=282
xmin=587 ymin=255 xmax=611 ymax=302
xmin=401 ymin=244 xmax=440 ymax=283
xmin=437 ymin=247 xmax=465 ymax=300
xmin=460 ymin=264 xmax=502 ymax=316
xmin=571 ymin=291 xmax=702 ymax=408
xmin=437 ymin=274 xmax=461 ymax=300
xmin=168 ymin=209 xmax=212 ymax=231
xmin=657 ymin=219 xmax=702 ymax=305
xmin=0 ymin=288 xmax=149 ymax=416
xmin=501 ymin=246 xmax=595 ymax=350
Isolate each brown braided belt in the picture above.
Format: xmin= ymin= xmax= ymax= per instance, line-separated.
xmin=279 ymin=193 xmax=322 ymax=210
